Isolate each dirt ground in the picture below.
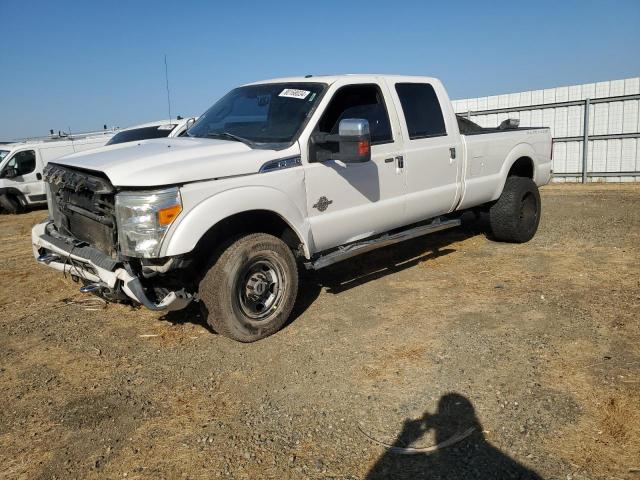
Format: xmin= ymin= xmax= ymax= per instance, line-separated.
xmin=0 ymin=184 xmax=638 ymax=480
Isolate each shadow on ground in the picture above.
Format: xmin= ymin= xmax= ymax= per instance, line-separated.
xmin=159 ymin=215 xmax=488 ymax=331
xmin=366 ymin=393 xmax=543 ymax=480
xmin=310 ymin=213 xmax=487 ymax=294
xmin=159 ymin=301 xmax=215 ymax=332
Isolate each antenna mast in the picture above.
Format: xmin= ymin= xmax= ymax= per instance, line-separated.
xmin=164 ymin=54 xmax=172 ymax=123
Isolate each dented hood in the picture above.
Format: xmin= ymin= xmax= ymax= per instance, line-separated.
xmin=54 ymin=137 xmax=286 ymax=187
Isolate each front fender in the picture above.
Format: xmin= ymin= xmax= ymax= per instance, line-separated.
xmin=161 ymin=184 xmax=312 ymax=258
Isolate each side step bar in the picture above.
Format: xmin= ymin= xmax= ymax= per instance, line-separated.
xmin=308 ymin=217 xmax=461 ymax=270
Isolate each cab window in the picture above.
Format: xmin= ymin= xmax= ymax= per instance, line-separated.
xmin=317 ymin=84 xmax=392 ymax=144
xmin=311 ymin=84 xmax=392 ymax=162
xmin=395 ymin=83 xmax=447 ymax=139
xmin=4 ymin=150 xmax=36 ymax=176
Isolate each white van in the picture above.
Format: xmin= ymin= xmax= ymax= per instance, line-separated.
xmin=0 ymin=132 xmax=114 ymax=213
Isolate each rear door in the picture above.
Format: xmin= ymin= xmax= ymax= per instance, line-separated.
xmin=388 ymin=80 xmax=463 ymax=224
xmin=303 ymin=80 xmax=407 ymax=252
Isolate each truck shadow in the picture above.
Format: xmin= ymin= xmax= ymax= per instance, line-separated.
xmin=306 ymin=214 xmax=486 ymax=296
xmin=161 ymin=214 xmax=488 ymax=333
xmin=159 ymin=302 xmax=215 ymax=333
xmin=286 ymin=213 xmax=487 ymax=325
xmin=365 ymin=392 xmax=543 ymax=480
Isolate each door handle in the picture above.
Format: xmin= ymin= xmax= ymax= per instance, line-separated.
xmin=449 ymin=147 xmax=457 ymax=164
xmin=384 ymin=157 xmax=394 ymax=163
xmin=396 ymin=156 xmax=404 ymax=168
xmin=36 ymin=173 xmax=42 ymax=180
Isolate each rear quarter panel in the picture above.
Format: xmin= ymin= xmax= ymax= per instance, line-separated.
xmin=458 ymin=128 xmax=551 ymax=210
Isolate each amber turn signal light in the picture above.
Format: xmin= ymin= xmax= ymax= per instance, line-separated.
xmin=358 ymin=140 xmax=370 ymax=157
xmin=157 ymin=204 xmax=182 ymax=226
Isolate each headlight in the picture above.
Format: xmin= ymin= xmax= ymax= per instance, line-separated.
xmin=115 ymin=187 xmax=182 ymax=258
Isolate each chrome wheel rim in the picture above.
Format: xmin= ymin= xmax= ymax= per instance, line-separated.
xmin=237 ymin=258 xmax=284 ymax=320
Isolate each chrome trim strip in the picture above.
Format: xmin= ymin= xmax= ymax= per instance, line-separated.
xmin=259 ymin=156 xmax=302 ymax=173
xmin=308 ymin=217 xmax=461 ymax=270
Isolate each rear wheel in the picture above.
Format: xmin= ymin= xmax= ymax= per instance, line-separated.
xmin=489 ymin=177 xmax=541 ymax=243
xmin=0 ymin=194 xmax=23 ymax=214
xmin=198 ymin=233 xmax=298 ymax=342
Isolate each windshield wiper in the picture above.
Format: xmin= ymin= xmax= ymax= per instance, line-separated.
xmin=205 ymin=132 xmax=253 ymax=145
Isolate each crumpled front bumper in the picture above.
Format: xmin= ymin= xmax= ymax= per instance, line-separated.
xmin=32 ymin=220 xmax=191 ymax=311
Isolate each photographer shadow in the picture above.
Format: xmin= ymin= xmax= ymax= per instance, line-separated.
xmin=366 ymin=393 xmax=542 ymax=480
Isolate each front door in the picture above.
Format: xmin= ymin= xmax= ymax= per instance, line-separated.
xmin=1 ymin=149 xmax=45 ymax=204
xmin=303 ymin=82 xmax=406 ymax=252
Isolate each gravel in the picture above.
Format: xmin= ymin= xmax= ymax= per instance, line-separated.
xmin=0 ymin=184 xmax=638 ymax=479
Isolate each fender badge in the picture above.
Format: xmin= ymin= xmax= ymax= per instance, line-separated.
xmin=313 ymin=196 xmax=333 ymax=212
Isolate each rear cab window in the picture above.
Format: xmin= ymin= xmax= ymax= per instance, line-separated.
xmin=395 ymin=83 xmax=447 ymax=139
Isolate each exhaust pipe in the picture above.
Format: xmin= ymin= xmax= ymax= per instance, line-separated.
xmin=37 ymin=253 xmax=60 ymax=265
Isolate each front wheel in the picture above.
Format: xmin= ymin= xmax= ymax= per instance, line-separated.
xmin=198 ymin=233 xmax=299 ymax=342
xmin=489 ymin=177 xmax=541 ymax=243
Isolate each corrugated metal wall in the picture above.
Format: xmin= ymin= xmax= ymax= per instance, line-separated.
xmin=452 ymin=77 xmax=640 ymax=182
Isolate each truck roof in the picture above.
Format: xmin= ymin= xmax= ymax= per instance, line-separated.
xmin=245 ymin=74 xmax=440 ymax=86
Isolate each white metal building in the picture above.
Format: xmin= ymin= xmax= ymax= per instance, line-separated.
xmin=452 ymin=77 xmax=640 ymax=182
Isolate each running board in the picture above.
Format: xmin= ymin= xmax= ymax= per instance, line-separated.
xmin=308 ymin=217 xmax=461 ymax=270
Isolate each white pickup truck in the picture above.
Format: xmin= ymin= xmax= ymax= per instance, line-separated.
xmin=33 ymin=75 xmax=551 ymax=342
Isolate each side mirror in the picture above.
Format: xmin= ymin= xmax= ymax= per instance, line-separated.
xmin=337 ymin=118 xmax=371 ymax=163
xmin=312 ymin=118 xmax=371 ymax=163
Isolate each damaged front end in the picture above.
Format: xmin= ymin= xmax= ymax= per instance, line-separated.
xmin=32 ymin=163 xmax=193 ymax=311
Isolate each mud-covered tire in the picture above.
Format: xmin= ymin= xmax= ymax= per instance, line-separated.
xmin=198 ymin=233 xmax=298 ymax=342
xmin=0 ymin=194 xmax=23 ymax=214
xmin=489 ymin=177 xmax=541 ymax=243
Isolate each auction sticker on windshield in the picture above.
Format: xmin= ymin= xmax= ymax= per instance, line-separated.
xmin=279 ymin=89 xmax=310 ymax=99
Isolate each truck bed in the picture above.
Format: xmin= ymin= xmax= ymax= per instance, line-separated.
xmin=456 ymin=114 xmax=546 ymax=136
xmin=457 ymin=118 xmax=552 ymax=210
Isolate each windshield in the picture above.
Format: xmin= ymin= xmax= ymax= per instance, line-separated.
xmin=106 ymin=125 xmax=176 ymax=145
xmin=188 ymin=82 xmax=326 ymax=147
xmin=0 ymin=150 xmax=9 ymax=162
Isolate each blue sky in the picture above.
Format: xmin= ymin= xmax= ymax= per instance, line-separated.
xmin=1 ymin=0 xmax=639 ymax=140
